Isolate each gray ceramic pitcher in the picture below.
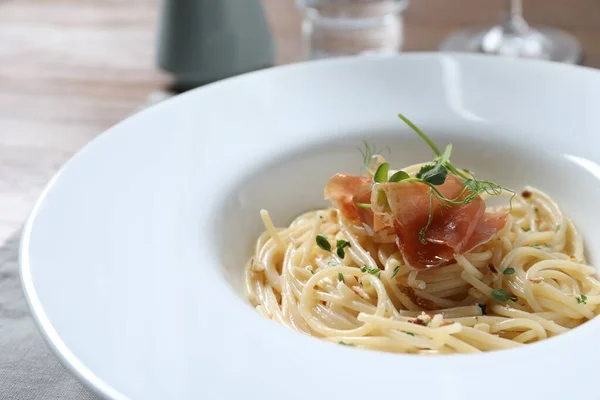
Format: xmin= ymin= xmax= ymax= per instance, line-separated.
xmin=157 ymin=0 xmax=275 ymax=91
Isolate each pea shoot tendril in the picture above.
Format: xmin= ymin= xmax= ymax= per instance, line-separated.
xmin=359 ymin=114 xmax=515 ymax=244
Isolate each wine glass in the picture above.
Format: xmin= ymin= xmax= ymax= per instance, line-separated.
xmin=440 ymin=0 xmax=582 ymax=64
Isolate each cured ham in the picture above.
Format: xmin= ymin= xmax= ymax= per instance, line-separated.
xmin=325 ymin=173 xmax=507 ymax=269
xmin=324 ymin=173 xmax=373 ymax=226
xmin=324 ymin=173 xmax=392 ymax=233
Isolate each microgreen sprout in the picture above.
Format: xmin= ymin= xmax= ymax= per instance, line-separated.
xmin=360 ymin=141 xmax=390 ymax=174
xmin=354 ymin=114 xmax=514 ymax=245
xmin=576 ymin=294 xmax=587 ymax=304
xmin=369 ymin=114 xmax=514 ymax=243
xmin=361 ymin=265 xmax=381 ymax=277
xmin=336 ymin=240 xmax=351 ymax=259
xmin=491 ymin=289 xmax=517 ymax=303
xmin=316 ymin=235 xmax=331 ymax=252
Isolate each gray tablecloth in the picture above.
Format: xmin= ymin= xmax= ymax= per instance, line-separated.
xmin=0 ymin=232 xmax=98 ymax=399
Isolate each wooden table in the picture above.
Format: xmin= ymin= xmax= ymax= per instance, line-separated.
xmin=0 ymin=0 xmax=598 ymax=243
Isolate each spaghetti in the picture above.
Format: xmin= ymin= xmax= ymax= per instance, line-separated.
xmin=244 ymin=116 xmax=599 ymax=354
xmin=245 ymin=186 xmax=599 ymax=354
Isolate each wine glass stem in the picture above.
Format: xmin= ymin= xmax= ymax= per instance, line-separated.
xmin=503 ymin=0 xmax=528 ymax=35
xmin=508 ymin=0 xmax=522 ymax=16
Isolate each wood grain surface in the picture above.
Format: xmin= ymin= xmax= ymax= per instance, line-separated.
xmin=0 ymin=0 xmax=598 ymax=243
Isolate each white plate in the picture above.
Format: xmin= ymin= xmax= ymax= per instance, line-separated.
xmin=20 ymin=54 xmax=600 ymax=400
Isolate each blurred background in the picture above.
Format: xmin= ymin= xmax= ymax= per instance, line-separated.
xmin=0 ymin=0 xmax=598 ymax=243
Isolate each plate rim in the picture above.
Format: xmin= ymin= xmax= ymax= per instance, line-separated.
xmin=19 ymin=52 xmax=600 ymax=400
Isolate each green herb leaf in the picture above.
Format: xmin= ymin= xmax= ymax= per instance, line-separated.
xmin=402 ymin=331 xmax=415 ymax=336
xmin=398 ymin=114 xmax=476 ymax=181
xmin=338 ymin=272 xmax=344 ymax=282
xmin=416 ymin=163 xmax=447 ymax=185
xmin=503 ymin=267 xmax=516 ymax=275
xmin=477 ymin=303 xmax=487 ymax=315
xmin=356 ymin=202 xmax=371 ymax=209
xmin=335 ymin=239 xmax=352 ymax=249
xmin=490 ymin=289 xmax=516 ymax=302
xmin=307 ymin=267 xmax=314 ymax=274
xmin=522 ymin=227 xmax=531 ymax=232
xmin=389 ymin=170 xmax=410 ymax=182
xmin=391 ymin=265 xmax=401 ymax=279
xmin=315 ymin=235 xmax=331 ymax=252
xmin=338 ymin=341 xmax=355 ymax=346
xmin=576 ymin=294 xmax=588 ymax=304
xmin=336 ymin=240 xmax=351 ymax=259
xmin=336 ymin=240 xmax=351 ymax=249
xmin=396 ymin=113 xmax=515 ymax=242
xmin=360 ymin=265 xmax=381 ymax=277
xmin=555 ymin=225 xmax=561 ymax=232
xmin=374 ymin=162 xmax=389 ymax=183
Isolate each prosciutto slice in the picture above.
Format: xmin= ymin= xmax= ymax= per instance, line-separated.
xmin=324 ymin=173 xmax=373 ymax=226
xmin=324 ymin=173 xmax=392 ymax=233
xmin=325 ymin=173 xmax=507 ymax=269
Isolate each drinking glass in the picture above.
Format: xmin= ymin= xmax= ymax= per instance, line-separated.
xmin=440 ymin=0 xmax=582 ymax=64
xmin=296 ymin=0 xmax=409 ymax=60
